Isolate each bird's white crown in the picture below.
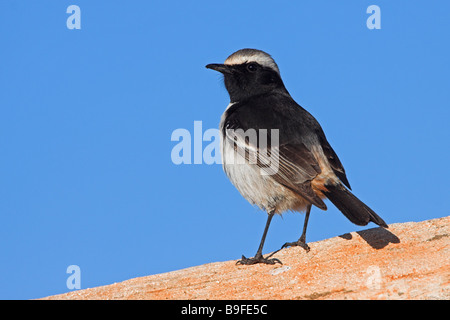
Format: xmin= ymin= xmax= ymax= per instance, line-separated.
xmin=224 ymin=49 xmax=280 ymax=74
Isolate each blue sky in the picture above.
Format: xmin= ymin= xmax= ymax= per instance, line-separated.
xmin=0 ymin=1 xmax=449 ymax=299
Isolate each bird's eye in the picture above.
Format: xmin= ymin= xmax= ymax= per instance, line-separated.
xmin=246 ymin=63 xmax=258 ymax=72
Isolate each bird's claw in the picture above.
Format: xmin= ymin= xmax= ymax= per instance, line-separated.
xmin=236 ymin=254 xmax=282 ymax=265
xmin=281 ymin=240 xmax=310 ymax=252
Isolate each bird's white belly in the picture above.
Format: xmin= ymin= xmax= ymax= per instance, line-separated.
xmin=221 ymin=138 xmax=308 ymax=214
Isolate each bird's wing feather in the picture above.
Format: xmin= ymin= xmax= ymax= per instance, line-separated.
xmin=223 ymin=96 xmax=332 ymax=209
xmin=318 ymin=134 xmax=351 ymax=189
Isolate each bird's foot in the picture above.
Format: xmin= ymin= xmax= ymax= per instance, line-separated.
xmin=236 ymin=254 xmax=282 ymax=265
xmin=281 ymin=239 xmax=310 ymax=252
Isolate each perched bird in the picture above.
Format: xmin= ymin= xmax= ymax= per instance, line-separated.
xmin=206 ymin=49 xmax=387 ymax=265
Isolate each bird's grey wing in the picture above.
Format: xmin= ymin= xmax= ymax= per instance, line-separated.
xmin=223 ymin=106 xmax=327 ymax=210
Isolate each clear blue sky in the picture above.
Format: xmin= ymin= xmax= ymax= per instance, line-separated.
xmin=0 ymin=1 xmax=449 ymax=299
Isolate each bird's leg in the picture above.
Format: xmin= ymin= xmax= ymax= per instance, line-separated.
xmin=281 ymin=204 xmax=312 ymax=252
xmin=237 ymin=211 xmax=282 ymax=265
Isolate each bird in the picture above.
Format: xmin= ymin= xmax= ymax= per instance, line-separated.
xmin=206 ymin=49 xmax=387 ymax=265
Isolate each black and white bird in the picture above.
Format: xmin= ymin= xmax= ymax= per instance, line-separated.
xmin=206 ymin=49 xmax=387 ymax=265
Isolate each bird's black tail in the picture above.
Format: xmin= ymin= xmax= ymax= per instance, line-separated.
xmin=323 ymin=183 xmax=388 ymax=228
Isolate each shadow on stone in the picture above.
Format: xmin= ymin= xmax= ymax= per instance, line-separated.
xmin=339 ymin=227 xmax=400 ymax=249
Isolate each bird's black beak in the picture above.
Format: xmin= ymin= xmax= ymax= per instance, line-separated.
xmin=205 ymin=63 xmax=233 ymax=74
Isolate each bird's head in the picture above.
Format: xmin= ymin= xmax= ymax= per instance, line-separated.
xmin=206 ymin=49 xmax=287 ymax=102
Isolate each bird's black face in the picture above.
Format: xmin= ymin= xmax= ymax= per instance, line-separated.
xmin=206 ymin=62 xmax=286 ymax=102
